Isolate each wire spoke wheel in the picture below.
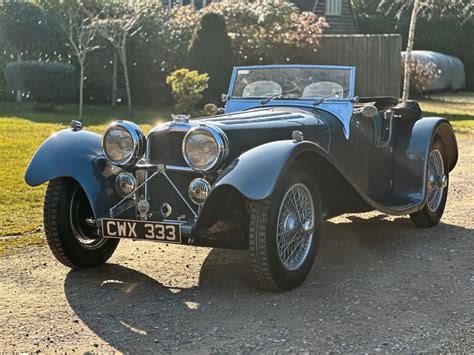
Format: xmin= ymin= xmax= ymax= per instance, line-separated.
xmin=248 ymin=162 xmax=321 ymax=291
xmin=276 ymin=183 xmax=315 ymax=271
xmin=410 ymin=140 xmax=450 ymax=229
xmin=426 ymin=149 xmax=446 ymax=213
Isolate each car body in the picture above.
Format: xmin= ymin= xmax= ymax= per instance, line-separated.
xmin=25 ymin=65 xmax=458 ymax=291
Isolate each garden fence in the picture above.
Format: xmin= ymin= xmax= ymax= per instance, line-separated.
xmin=313 ymin=34 xmax=402 ymax=98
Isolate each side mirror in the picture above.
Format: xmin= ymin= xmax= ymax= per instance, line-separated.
xmin=221 ymin=93 xmax=228 ymax=103
xmin=354 ymin=105 xmax=378 ymax=118
xmin=204 ymin=103 xmax=218 ymax=116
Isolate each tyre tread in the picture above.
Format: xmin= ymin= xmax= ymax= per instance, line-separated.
xmin=44 ymin=179 xmax=79 ymax=268
xmin=248 ymin=199 xmax=284 ymax=292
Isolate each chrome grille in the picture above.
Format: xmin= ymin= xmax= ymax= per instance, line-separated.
xmin=147 ymin=171 xmax=200 ymax=220
xmin=146 ymin=128 xmax=199 ymax=221
xmin=148 ymin=130 xmax=187 ymax=166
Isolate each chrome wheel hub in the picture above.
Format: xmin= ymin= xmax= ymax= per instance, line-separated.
xmin=70 ymin=186 xmax=107 ymax=250
xmin=426 ymin=149 xmax=446 ymax=213
xmin=283 ymin=213 xmax=299 ymax=233
xmin=277 ymin=183 xmax=315 ymax=271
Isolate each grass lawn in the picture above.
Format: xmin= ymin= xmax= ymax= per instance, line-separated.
xmin=0 ymin=102 xmax=170 ymax=254
xmin=419 ymin=99 xmax=474 ymax=132
xmin=0 ymin=98 xmax=472 ymax=254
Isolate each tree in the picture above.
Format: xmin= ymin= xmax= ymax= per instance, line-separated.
xmin=377 ymin=0 xmax=473 ymax=100
xmin=0 ymin=2 xmax=47 ymax=58
xmin=401 ymin=0 xmax=422 ymax=101
xmin=92 ymin=4 xmax=145 ymax=115
xmin=57 ymin=3 xmax=100 ymax=119
xmin=378 ymin=0 xmax=473 ymax=20
xmin=188 ymin=13 xmax=233 ymax=103
xmin=351 ymin=0 xmax=382 ymax=14
xmin=201 ymin=1 xmax=327 ymax=65
xmin=0 ymin=2 xmax=48 ymax=102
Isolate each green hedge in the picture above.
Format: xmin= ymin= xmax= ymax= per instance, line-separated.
xmin=5 ymin=60 xmax=76 ymax=105
xmin=356 ymin=15 xmax=474 ymax=90
xmin=0 ymin=56 xmax=14 ymax=101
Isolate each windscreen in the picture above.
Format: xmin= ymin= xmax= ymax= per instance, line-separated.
xmin=232 ymin=67 xmax=352 ymax=100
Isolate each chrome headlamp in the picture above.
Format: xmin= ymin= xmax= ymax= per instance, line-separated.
xmin=182 ymin=126 xmax=228 ymax=173
xmin=102 ymin=121 xmax=146 ymax=167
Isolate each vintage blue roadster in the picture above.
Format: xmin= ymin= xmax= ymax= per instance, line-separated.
xmin=25 ymin=65 xmax=458 ymax=291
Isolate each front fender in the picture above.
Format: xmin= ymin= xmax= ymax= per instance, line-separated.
xmin=195 ymin=140 xmax=338 ymax=233
xmin=25 ymin=129 xmax=120 ymax=218
xmin=212 ymin=140 xmax=334 ymax=200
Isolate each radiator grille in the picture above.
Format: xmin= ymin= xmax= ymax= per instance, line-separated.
xmin=147 ymin=171 xmax=200 ymax=220
xmin=146 ymin=129 xmax=199 ymax=221
xmin=148 ymin=130 xmax=187 ymax=166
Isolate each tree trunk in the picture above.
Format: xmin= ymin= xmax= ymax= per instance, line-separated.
xmin=111 ymin=50 xmax=118 ymax=108
xmin=120 ymin=46 xmax=132 ymax=115
xmin=312 ymin=0 xmax=320 ymax=13
xmin=402 ymin=0 xmax=421 ymax=101
xmin=79 ymin=62 xmax=84 ymax=120
xmin=16 ymin=53 xmax=22 ymax=103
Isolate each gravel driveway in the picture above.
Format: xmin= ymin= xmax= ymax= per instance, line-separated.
xmin=1 ymin=134 xmax=473 ymax=353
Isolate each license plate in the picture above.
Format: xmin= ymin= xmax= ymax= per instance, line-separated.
xmin=102 ymin=218 xmax=181 ymax=243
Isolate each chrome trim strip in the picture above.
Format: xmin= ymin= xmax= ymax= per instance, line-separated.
xmin=136 ymin=163 xmax=194 ymax=172
xmin=380 ymin=112 xmax=395 ymax=147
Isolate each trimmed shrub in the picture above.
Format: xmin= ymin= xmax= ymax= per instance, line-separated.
xmin=0 ymin=55 xmax=14 ymax=101
xmin=188 ymin=13 xmax=233 ymax=103
xmin=5 ymin=60 xmax=76 ymax=108
xmin=166 ymin=68 xmax=209 ymax=112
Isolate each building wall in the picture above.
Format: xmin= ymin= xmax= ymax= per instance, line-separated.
xmin=292 ymin=0 xmax=359 ymax=34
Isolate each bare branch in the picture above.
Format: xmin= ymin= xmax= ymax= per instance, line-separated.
xmin=378 ymin=0 xmax=473 ymax=20
xmin=56 ymin=3 xmax=101 ymax=120
xmin=88 ymin=3 xmax=148 ymax=115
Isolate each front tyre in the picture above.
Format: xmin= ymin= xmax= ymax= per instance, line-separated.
xmin=44 ymin=178 xmax=119 ymax=269
xmin=410 ymin=139 xmax=449 ymax=228
xmin=248 ymin=162 xmax=322 ymax=292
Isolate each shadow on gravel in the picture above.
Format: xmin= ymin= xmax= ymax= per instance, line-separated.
xmin=64 ymin=215 xmax=473 ymax=352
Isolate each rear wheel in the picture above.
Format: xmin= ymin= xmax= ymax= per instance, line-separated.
xmin=248 ymin=162 xmax=321 ymax=292
xmin=410 ymin=139 xmax=449 ymax=228
xmin=44 ymin=178 xmax=119 ymax=268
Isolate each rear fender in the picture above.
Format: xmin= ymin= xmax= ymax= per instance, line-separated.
xmin=25 ymin=129 xmax=120 ymax=218
xmin=392 ymin=117 xmax=458 ymax=207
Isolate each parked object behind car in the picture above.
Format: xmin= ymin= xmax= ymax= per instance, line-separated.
xmin=402 ymin=50 xmax=466 ymax=93
xmin=25 ymin=65 xmax=458 ymax=291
